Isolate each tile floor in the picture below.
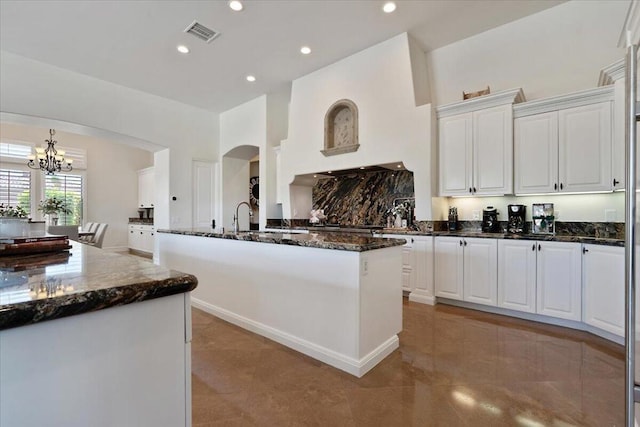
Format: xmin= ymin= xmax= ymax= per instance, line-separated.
xmin=191 ymin=299 xmax=624 ymax=426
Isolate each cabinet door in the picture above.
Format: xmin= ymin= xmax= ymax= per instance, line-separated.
xmin=612 ymin=80 xmax=625 ymax=190
xmin=536 ymin=241 xmax=582 ymax=321
xmin=497 ymin=240 xmax=537 ymax=313
xmin=439 ymin=113 xmax=472 ymax=196
xmin=463 ymin=238 xmax=498 ymax=306
xmin=514 ymin=112 xmax=559 ymax=194
xmin=138 ymin=168 xmax=155 ymax=208
xmin=583 ymin=244 xmax=624 ymax=337
xmin=473 ymin=105 xmax=513 ymax=195
xmin=141 ymin=227 xmax=155 ymax=254
xmin=434 ymin=237 xmax=464 ymax=300
xmin=410 ymin=236 xmax=434 ymax=304
xmin=128 ymin=225 xmax=142 ymax=251
xmin=559 ymin=102 xmax=612 ymax=192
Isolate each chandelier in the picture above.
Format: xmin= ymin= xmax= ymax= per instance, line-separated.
xmin=27 ymin=129 xmax=73 ymax=175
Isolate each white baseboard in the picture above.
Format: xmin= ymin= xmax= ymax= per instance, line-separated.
xmin=101 ymin=245 xmax=129 ymax=253
xmin=191 ymin=298 xmax=398 ymax=377
xmin=408 ymin=292 xmax=435 ymax=305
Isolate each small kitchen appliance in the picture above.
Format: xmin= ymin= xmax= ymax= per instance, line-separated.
xmin=532 ymin=203 xmax=554 ymax=234
xmin=507 ymin=204 xmax=526 ymax=234
xmin=482 ymin=206 xmax=500 ymax=233
xmin=448 ymin=207 xmax=458 ymax=231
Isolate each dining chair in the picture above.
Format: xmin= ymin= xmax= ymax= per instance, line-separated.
xmin=87 ymin=223 xmax=108 ymax=249
xmin=47 ymin=225 xmax=80 ymax=241
xmin=79 ymin=222 xmax=97 ymax=243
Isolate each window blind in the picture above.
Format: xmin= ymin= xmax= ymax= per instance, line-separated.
xmin=45 ymin=174 xmax=83 ymax=225
xmin=0 ymin=169 xmax=31 ymax=215
xmin=0 ymin=141 xmax=33 ymax=164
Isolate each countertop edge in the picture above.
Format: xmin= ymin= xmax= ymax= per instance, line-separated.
xmin=157 ymin=229 xmax=406 ymax=252
xmin=0 ymin=274 xmax=198 ymax=331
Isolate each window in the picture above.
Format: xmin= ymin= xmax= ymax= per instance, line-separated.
xmin=0 ymin=141 xmax=33 ymax=163
xmin=0 ymin=169 xmax=31 ymax=215
xmin=44 ymin=174 xmax=83 ymax=225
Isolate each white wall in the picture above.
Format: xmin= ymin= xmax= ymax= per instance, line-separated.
xmin=0 ymin=51 xmax=218 ymax=230
xmin=281 ymin=33 xmax=432 ymax=221
xmin=0 ymin=123 xmax=152 ymax=249
xmin=427 ymin=0 xmax=629 ymax=106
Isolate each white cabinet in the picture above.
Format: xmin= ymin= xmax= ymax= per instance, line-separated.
xmin=514 ymin=87 xmax=614 ymax=194
xmin=536 ymin=241 xmax=582 ymax=321
xmin=128 ymin=224 xmax=155 ymax=254
xmin=437 ymin=88 xmax=524 ymax=197
xmin=435 ymin=236 xmax=497 ymax=306
xmin=497 ymin=240 xmax=537 ymax=313
xmin=583 ymin=244 xmax=624 ymax=337
xmin=137 ymin=167 xmax=155 ymax=208
xmin=383 ymin=234 xmax=414 ymax=294
xmin=434 ymin=236 xmax=464 ymax=300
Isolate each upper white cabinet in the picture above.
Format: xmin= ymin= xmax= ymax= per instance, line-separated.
xmin=437 ymin=88 xmax=525 ymax=197
xmin=434 ymin=236 xmax=497 ymax=306
xmin=137 ymin=167 xmax=155 ymax=208
xmin=582 ymin=244 xmax=624 ymax=337
xmin=514 ymin=87 xmax=614 ymax=194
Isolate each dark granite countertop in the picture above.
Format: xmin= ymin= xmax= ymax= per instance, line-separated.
xmin=158 ymin=228 xmax=407 ymax=252
xmin=128 ymin=218 xmax=154 ymax=225
xmin=0 ymin=242 xmax=197 ymax=330
xmin=377 ymin=229 xmax=624 ymax=247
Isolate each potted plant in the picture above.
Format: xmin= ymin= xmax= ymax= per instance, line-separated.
xmin=38 ymin=197 xmax=71 ymax=226
xmin=0 ymin=203 xmax=29 ymax=237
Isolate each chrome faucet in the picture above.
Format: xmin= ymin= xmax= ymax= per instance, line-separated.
xmin=233 ymin=201 xmax=253 ymax=233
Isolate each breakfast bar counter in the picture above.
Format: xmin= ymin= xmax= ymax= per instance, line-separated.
xmin=1 ymin=242 xmax=198 ymax=427
xmin=157 ymin=229 xmax=405 ymax=377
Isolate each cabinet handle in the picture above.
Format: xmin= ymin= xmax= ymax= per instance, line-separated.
xmin=464 ymin=240 xmax=467 ymax=246
xmin=554 ymin=183 xmax=557 ymax=190
xmin=538 ymin=244 xmax=541 ymax=251
xmin=532 ymin=244 xmax=535 ymax=251
xmin=560 ymin=183 xmax=564 ymax=190
xmin=460 ymin=240 xmax=463 ymax=246
xmin=469 ymin=187 xmax=472 ymax=193
xmin=151 ymin=233 xmax=154 ymax=236
xmin=140 ymin=232 xmax=143 ymax=235
xmin=583 ymin=247 xmax=589 ymax=254
xmin=473 ymin=187 xmax=477 ymax=193
xmin=614 ymin=179 xmax=620 ymax=186
xmin=411 ymin=238 xmax=414 ymax=243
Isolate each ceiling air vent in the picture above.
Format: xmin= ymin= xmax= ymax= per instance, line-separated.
xmin=184 ymin=20 xmax=220 ymax=43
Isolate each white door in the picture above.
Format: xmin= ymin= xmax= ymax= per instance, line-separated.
xmin=559 ymin=102 xmax=612 ymax=192
xmin=473 ymin=105 xmax=513 ymax=195
xmin=434 ymin=237 xmax=464 ymax=300
xmin=410 ymin=236 xmax=434 ymax=304
xmin=463 ymin=238 xmax=498 ymax=306
xmin=536 ymin=241 xmax=582 ymax=321
xmin=137 ymin=168 xmax=155 ymax=208
xmin=583 ymin=244 xmax=624 ymax=337
xmin=514 ymin=112 xmax=559 ymax=194
xmin=439 ymin=113 xmax=472 ymax=196
xmin=497 ymin=239 xmax=537 ymax=313
xmin=193 ymin=160 xmax=216 ymax=228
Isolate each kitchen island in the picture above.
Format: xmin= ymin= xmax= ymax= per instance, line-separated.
xmin=157 ymin=229 xmax=405 ymax=377
xmin=0 ymin=242 xmax=197 ymax=427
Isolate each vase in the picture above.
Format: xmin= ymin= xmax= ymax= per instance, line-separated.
xmin=47 ymin=214 xmax=59 ymax=226
xmin=394 ymin=214 xmax=402 ymax=228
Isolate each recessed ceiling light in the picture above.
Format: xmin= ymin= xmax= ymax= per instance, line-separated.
xmin=246 ymin=75 xmax=256 ymax=82
xmin=229 ymin=1 xmax=243 ymax=11
xmin=327 ymin=171 xmax=332 ymax=174
xmin=313 ymin=175 xmax=317 ymax=178
xmin=383 ymin=2 xmax=396 ymax=13
xmin=177 ymin=45 xmax=190 ymax=54
xmin=360 ymin=167 xmax=365 ymax=170
xmin=300 ymin=46 xmax=311 ymax=55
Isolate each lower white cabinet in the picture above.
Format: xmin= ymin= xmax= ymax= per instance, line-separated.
xmin=583 ymin=244 xmax=624 ymax=336
xmin=498 ymin=240 xmax=537 ymax=313
xmin=128 ymin=224 xmax=155 ymax=254
xmin=383 ymin=234 xmax=434 ymax=303
xmin=536 ymin=241 xmax=582 ymax=321
xmin=435 ymin=236 xmax=497 ymax=306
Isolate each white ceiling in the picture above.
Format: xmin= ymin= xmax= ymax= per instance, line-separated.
xmin=0 ymin=0 xmax=565 ymax=114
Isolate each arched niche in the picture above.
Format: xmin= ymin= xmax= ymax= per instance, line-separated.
xmin=321 ymin=99 xmax=359 ymax=156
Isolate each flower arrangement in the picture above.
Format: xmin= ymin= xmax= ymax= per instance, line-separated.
xmin=0 ymin=203 xmax=28 ymax=218
xmin=391 ymin=203 xmax=408 ymax=218
xmin=38 ymin=197 xmax=71 ymax=215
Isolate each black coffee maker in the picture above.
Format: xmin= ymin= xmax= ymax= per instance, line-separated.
xmin=507 ymin=204 xmax=526 ymax=234
xmin=482 ymin=206 xmax=500 ymax=233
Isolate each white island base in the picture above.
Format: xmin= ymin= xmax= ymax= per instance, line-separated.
xmin=158 ymin=232 xmax=403 ymax=377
